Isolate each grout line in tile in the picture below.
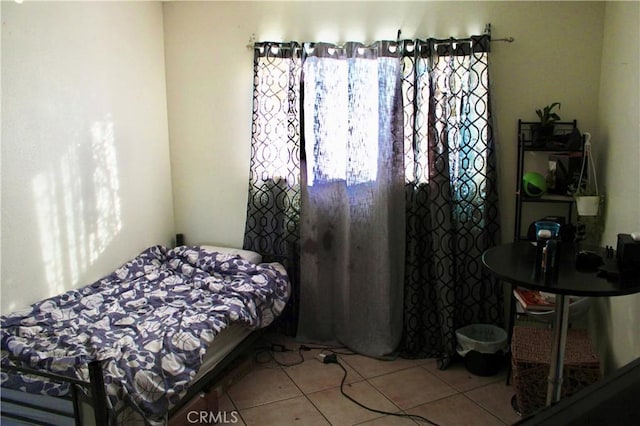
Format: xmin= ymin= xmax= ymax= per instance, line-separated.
xmin=459 ymin=392 xmax=511 ymax=425
xmin=237 ymin=394 xmax=317 ymax=416
xmin=352 ymin=410 xmax=423 ymax=425
xmin=463 ymin=382 xmax=521 ymax=425
xmin=368 ymin=366 xmax=460 ymax=409
xmin=349 ymin=413 xmax=390 ymax=425
xmin=393 ymin=373 xmax=468 ymax=413
xmin=400 ymin=393 xmax=455 ymax=411
xmin=302 ymin=393 xmax=337 ymax=426
xmin=359 ymin=377 xmax=406 ymax=413
xmin=279 ymin=360 xmax=341 ymax=425
xmin=416 ymin=360 xmax=509 ymax=393
xmin=300 ymin=366 xmax=407 ymax=424
xmin=235 ymin=410 xmax=247 ymax=426
xmin=339 ymin=356 xmax=423 ymax=380
xmin=226 ymin=366 xmax=304 ymax=410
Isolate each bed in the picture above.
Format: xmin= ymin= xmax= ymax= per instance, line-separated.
xmin=0 ymin=244 xmax=290 ymax=425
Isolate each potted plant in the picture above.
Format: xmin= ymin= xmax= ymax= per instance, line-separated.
xmin=574 ymin=132 xmax=602 ymax=216
xmin=532 ymin=102 xmax=561 ymax=146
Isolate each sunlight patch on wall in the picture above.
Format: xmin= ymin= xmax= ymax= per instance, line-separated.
xmin=32 ymin=116 xmax=122 ymax=296
xmin=90 ymin=119 xmax=122 ymax=263
xmin=32 ymin=171 xmax=65 ymax=296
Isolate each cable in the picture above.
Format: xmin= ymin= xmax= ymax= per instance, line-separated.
xmin=252 ymin=341 xmax=355 ymax=368
xmin=253 ymin=343 xmax=305 ymax=367
xmin=322 ymin=355 xmax=441 ymax=426
xmin=577 ymin=132 xmax=598 ymax=195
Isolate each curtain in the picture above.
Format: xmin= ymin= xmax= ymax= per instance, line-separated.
xmin=401 ymin=36 xmax=503 ymax=366
xmin=243 ymin=35 xmax=503 ymax=360
xmin=295 ymin=42 xmax=405 ymax=357
xmin=243 ymin=42 xmax=302 ymax=335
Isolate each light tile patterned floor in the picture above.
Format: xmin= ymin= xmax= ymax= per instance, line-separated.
xmin=220 ymin=333 xmax=522 ymax=425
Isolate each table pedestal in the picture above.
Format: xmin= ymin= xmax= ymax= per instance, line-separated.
xmin=546 ymin=294 xmax=571 ymax=405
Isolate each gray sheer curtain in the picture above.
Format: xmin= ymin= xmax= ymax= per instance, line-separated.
xmin=296 ymin=42 xmax=405 ymax=357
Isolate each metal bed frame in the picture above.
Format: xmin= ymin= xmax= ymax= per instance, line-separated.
xmin=1 ymin=329 xmax=263 ymax=425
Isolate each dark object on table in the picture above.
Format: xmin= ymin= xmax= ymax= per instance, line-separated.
xmin=513 ymin=356 xmax=640 ymax=426
xmin=617 ymin=233 xmax=640 ymax=270
xmin=597 ymin=263 xmax=622 ymax=281
xmin=575 ymin=250 xmax=603 ymax=272
xmin=604 ymin=245 xmax=614 ymax=258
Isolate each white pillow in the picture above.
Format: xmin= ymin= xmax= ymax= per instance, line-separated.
xmin=200 ymin=245 xmax=262 ymax=264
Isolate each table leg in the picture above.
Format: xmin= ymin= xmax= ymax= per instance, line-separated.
xmin=546 ymin=294 xmax=571 ymax=405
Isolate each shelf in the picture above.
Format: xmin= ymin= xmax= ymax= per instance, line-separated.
xmin=514 ymin=119 xmax=579 ymax=244
xmin=518 ymin=119 xmax=582 ymax=152
xmin=521 ymin=144 xmax=582 ymax=153
xmin=521 ymin=194 xmax=574 ymax=203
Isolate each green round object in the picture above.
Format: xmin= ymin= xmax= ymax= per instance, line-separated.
xmin=522 ymin=172 xmax=547 ymax=197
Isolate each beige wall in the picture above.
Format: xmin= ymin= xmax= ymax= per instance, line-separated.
xmin=163 ymin=1 xmax=606 ymax=248
xmin=590 ymin=1 xmax=640 ymax=372
xmin=1 ymin=2 xmax=175 ymax=312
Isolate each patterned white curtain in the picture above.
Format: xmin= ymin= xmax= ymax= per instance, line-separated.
xmin=401 ymin=37 xmax=502 ymax=366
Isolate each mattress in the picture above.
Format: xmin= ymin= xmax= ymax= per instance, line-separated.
xmin=194 ymin=321 xmax=252 ymax=381
xmin=194 ymin=246 xmax=287 ymax=381
xmin=193 ymin=245 xmax=264 ymax=381
xmin=195 ymin=262 xmax=289 ymax=381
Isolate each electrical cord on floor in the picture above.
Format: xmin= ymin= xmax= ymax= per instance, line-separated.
xmin=253 ymin=343 xmax=305 ymax=367
xmin=320 ymin=353 xmax=441 ymax=426
xmin=253 ymin=341 xmax=356 ymax=369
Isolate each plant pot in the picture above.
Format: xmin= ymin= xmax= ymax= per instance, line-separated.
xmin=575 ymin=196 xmax=600 ymax=216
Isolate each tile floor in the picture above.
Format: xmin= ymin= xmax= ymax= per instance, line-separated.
xmin=217 ymin=333 xmax=522 ymax=426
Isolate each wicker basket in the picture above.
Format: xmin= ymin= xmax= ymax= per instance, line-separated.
xmin=511 ymin=326 xmax=601 ymax=417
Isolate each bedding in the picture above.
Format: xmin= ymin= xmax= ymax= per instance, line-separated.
xmin=0 ymin=245 xmax=289 ymax=424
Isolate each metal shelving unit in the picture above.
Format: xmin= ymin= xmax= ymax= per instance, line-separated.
xmin=513 ymin=119 xmax=583 ymax=242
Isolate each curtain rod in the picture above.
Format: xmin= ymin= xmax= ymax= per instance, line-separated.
xmin=482 ymin=23 xmax=515 ymax=43
xmin=246 ymin=28 xmax=515 ymax=49
xmin=397 ymin=26 xmax=514 ymax=44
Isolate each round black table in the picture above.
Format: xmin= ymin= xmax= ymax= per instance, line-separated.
xmin=482 ymin=241 xmax=640 ymax=406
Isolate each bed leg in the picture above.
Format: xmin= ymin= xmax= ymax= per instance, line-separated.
xmin=71 ymin=385 xmax=82 ymax=425
xmin=88 ymin=361 xmax=109 ymax=426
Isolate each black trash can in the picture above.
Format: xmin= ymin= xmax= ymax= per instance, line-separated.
xmin=456 ymin=324 xmax=508 ymax=376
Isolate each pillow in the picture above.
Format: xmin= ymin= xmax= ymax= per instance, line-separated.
xmin=200 ymin=245 xmax=262 ymax=264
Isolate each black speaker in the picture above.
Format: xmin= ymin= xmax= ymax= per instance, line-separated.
xmin=548 ymin=152 xmax=584 ymax=195
xmin=176 ymin=233 xmax=185 ymax=246
xmin=617 ymin=234 xmax=640 ymax=271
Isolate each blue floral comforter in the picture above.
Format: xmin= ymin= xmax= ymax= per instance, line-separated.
xmin=0 ymin=245 xmax=289 ymax=424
